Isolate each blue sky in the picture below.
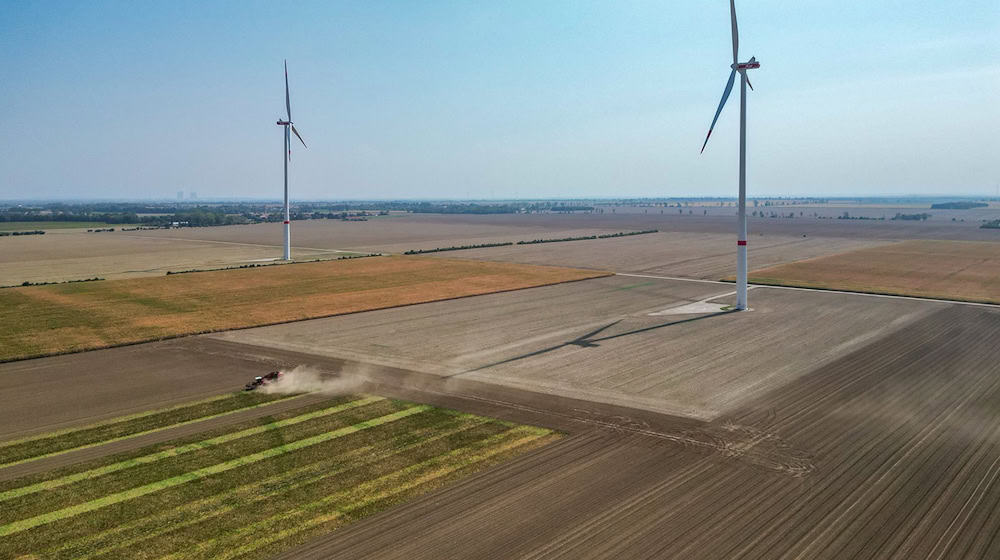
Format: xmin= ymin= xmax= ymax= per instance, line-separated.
xmin=1 ymin=0 xmax=997 ymax=200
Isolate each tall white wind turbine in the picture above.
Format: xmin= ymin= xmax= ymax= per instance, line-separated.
xmin=276 ymin=60 xmax=307 ymax=260
xmin=700 ymin=0 xmax=759 ymax=310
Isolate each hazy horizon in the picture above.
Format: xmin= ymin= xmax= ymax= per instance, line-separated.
xmin=2 ymin=1 xmax=998 ymax=200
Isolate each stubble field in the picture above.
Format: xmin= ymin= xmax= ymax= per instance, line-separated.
xmin=0 ymin=256 xmax=607 ymax=362
xmin=747 ymin=239 xmax=1000 ymax=303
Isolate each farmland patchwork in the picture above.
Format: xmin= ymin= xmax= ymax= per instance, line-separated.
xmin=0 ymin=393 xmax=557 ymax=559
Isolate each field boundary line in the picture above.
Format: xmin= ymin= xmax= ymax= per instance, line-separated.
xmin=0 ymin=396 xmax=384 ymax=502
xmin=0 ymin=404 xmax=432 ymax=537
xmin=615 ymin=272 xmax=1000 ymax=309
xmin=0 ymin=394 xmax=307 ymax=469
xmin=60 ymin=416 xmax=491 ymax=560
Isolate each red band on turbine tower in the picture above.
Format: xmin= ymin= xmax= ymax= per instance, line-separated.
xmin=283 ymin=220 xmax=290 ymax=224
xmin=737 ymin=240 xmax=747 ymax=246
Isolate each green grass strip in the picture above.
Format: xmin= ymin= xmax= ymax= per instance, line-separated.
xmin=0 ymin=394 xmax=307 ymax=469
xmin=0 ymin=395 xmax=384 ymax=503
xmin=183 ymin=426 xmax=550 ymax=560
xmin=0 ymin=393 xmax=237 ymax=448
xmin=62 ymin=416 xmax=489 ymax=560
xmin=0 ymin=404 xmax=429 ymax=537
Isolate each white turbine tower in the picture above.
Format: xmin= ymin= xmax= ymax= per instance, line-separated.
xmin=276 ymin=60 xmax=307 ymax=260
xmin=701 ymin=0 xmax=759 ymax=311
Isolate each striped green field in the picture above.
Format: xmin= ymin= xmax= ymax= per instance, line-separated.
xmin=0 ymin=394 xmax=558 ymax=560
xmin=0 ymin=392 xmax=300 ymax=469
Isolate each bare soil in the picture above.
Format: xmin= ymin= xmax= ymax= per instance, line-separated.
xmin=211 ymin=275 xmax=939 ymax=420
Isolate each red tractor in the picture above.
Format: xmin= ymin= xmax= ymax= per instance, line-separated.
xmin=243 ymin=371 xmax=282 ymax=391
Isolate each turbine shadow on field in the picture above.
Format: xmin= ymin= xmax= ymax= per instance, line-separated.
xmin=455 ymin=310 xmax=736 ymax=377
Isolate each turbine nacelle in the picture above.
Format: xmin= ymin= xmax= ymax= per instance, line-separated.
xmin=276 ymin=120 xmax=292 ymax=126
xmin=732 ymin=58 xmax=761 ymax=71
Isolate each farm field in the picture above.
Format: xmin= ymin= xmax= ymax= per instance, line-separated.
xmin=6 ymin=210 xmax=1000 ymax=286
xmin=747 ymin=239 xmax=1000 ymax=303
xmin=0 ymin=392 xmax=555 ymax=560
xmin=3 ymin=276 xmax=1000 ymax=559
xmin=304 ymin=304 xmax=1000 ymax=560
xmin=447 ymin=230 xmax=889 ymax=279
xmin=0 ymin=256 xmax=606 ymax=362
xmin=0 ymin=230 xmax=347 ymax=285
xmin=210 ymin=274 xmax=939 ymax=420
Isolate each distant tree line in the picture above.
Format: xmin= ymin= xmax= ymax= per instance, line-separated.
xmin=404 ymin=242 xmax=514 ymax=254
xmin=3 ymin=277 xmax=102 ymax=289
xmin=930 ymin=201 xmax=988 ymax=210
xmin=0 ymin=230 xmax=45 ymax=237
xmin=836 ymin=212 xmax=885 ymax=220
xmin=891 ymin=213 xmax=932 ymax=221
xmin=516 ymin=230 xmax=658 ymax=244
xmin=981 ymin=219 xmax=1000 ymax=229
xmin=1 ymin=208 xmax=251 ymax=227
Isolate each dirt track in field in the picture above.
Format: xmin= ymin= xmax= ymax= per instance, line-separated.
xmin=3 ymin=280 xmax=1000 ymax=559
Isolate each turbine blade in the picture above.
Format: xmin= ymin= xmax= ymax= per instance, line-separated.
xmin=701 ymin=69 xmax=737 ymax=154
xmin=284 ymin=60 xmax=291 ymax=122
xmin=730 ymin=0 xmax=739 ymax=64
xmin=291 ymin=124 xmax=307 ymax=148
xmin=746 ymin=74 xmax=753 ymax=91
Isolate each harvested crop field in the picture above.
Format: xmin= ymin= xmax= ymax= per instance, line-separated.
xmin=0 ymin=256 xmax=606 ymax=362
xmin=0 ymin=392 xmax=557 ymax=560
xmin=0 ymin=231 xmax=348 ymax=285
xmin=747 ymin=239 xmax=1000 ymax=303
xmin=447 ymin=231 xmax=889 ymax=279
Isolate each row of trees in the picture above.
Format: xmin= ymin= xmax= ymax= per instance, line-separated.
xmin=891 ymin=213 xmax=932 ymax=221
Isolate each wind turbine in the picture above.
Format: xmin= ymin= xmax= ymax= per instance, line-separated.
xmin=700 ymin=0 xmax=759 ymax=310
xmin=276 ymin=60 xmax=307 ymax=260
